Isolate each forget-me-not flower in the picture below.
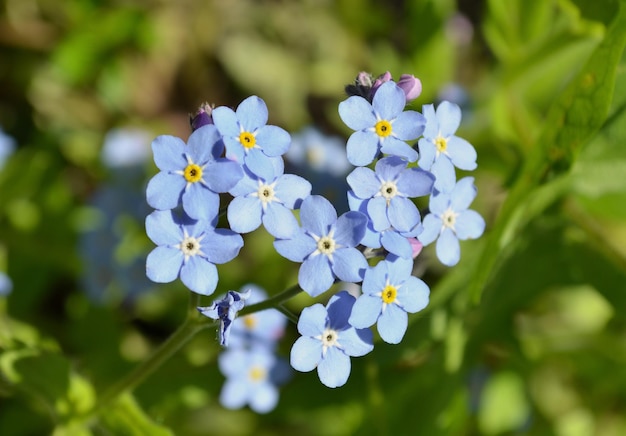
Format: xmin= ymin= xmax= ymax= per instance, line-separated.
xmin=339 ymin=81 xmax=425 ymax=166
xmin=146 ymin=125 xmax=243 ymax=221
xmin=198 ymin=288 xmax=252 ymax=346
xmin=290 ymin=291 xmax=374 ymax=388
xmin=228 ymin=157 xmax=311 ymax=239
xmin=274 ymin=195 xmax=368 ymax=297
xmin=145 ymin=209 xmax=244 ymax=295
xmin=418 ymin=177 xmax=485 ymax=266
xmin=418 ymin=100 xmax=477 ymax=192
xmin=101 ymin=128 xmax=151 ymax=169
xmin=212 ymin=96 xmax=291 ymax=177
xmin=286 ymin=126 xmax=352 ymax=177
xmin=347 ymin=156 xmax=434 ymax=233
xmin=349 ymin=257 xmax=430 ymax=344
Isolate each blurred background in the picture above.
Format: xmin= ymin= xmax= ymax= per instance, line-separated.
xmin=1 ymin=0 xmax=625 ymax=434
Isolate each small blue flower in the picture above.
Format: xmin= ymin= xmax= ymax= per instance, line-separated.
xmin=101 ymin=128 xmax=151 ymax=169
xmin=228 ymin=158 xmax=311 ymax=239
xmin=274 ymin=195 xmax=368 ymax=297
xmin=212 ymin=96 xmax=291 ymax=177
xmin=145 ymin=209 xmax=244 ymax=295
xmin=146 ymin=125 xmax=243 ymax=221
xmin=418 ymin=100 xmax=477 ymax=193
xmin=290 ymin=291 xmax=373 ymax=388
xmin=198 ymin=289 xmax=252 ymax=346
xmin=418 ymin=177 xmax=485 ymax=266
xmin=339 ymin=81 xmax=425 ymax=166
xmin=0 ymin=271 xmax=12 ymax=296
xmin=0 ymin=127 xmax=16 ymax=171
xmin=347 ymin=156 xmax=434 ymax=233
xmin=349 ymin=257 xmax=430 ymax=344
xmin=218 ymin=347 xmax=290 ymax=413
xmin=286 ymin=126 xmax=352 ymax=177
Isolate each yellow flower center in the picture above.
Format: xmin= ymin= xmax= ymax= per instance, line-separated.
xmin=375 ymin=120 xmax=392 ymax=137
xmin=184 ymin=164 xmax=203 ymax=183
xmin=381 ymin=284 xmax=397 ymax=304
xmin=239 ymin=131 xmax=256 ymax=149
xmin=249 ymin=365 xmax=266 ymax=382
xmin=435 ymin=135 xmax=447 ymax=153
xmin=243 ymin=315 xmax=257 ymax=330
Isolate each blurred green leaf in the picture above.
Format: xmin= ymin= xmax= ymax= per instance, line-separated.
xmin=478 ymin=371 xmax=530 ymax=434
xmin=98 ymin=393 xmax=174 ymax=436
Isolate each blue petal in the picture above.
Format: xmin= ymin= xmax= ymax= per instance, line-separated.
xmin=202 ymin=229 xmax=244 ymax=264
xmin=182 ymin=184 xmax=220 ymax=221
xmin=391 ymin=110 xmax=425 ymax=140
xmin=146 ymin=246 xmax=182 ymax=283
xmin=386 ymin=256 xmax=413 ymax=280
xmin=227 ymin=196 xmax=262 ymax=233
xmin=455 ymin=210 xmax=485 ymax=240
xmin=334 ymin=211 xmax=367 ymax=247
xmin=417 ymin=138 xmax=436 ymax=170
xmin=274 ymin=174 xmax=311 ymax=209
xmin=421 ymin=104 xmax=438 ymax=139
xmin=187 ymin=124 xmax=222 ymax=163
xmin=432 ymin=156 xmax=456 ymax=193
xmin=237 ymin=96 xmax=268 ymax=131
xmin=379 ymin=137 xmax=418 ymax=162
xmin=151 ymin=135 xmax=186 ymax=171
xmin=317 ymin=348 xmax=351 ymax=388
xmin=397 ymin=167 xmax=434 ymax=197
xmin=299 ymin=255 xmax=334 ymax=297
xmin=338 ymin=96 xmax=376 ymax=131
xmin=218 ymin=349 xmax=248 ymax=376
xmin=447 ymin=136 xmax=477 ymax=171
xmin=418 ymin=214 xmax=442 ymax=246
xmin=223 ymin=136 xmax=245 ymax=163
xmin=326 ymin=291 xmax=355 ymax=328
xmin=249 ymin=383 xmax=279 ymax=414
xmin=375 ymin=156 xmax=406 ymax=181
xmin=204 ymin=159 xmax=244 ymax=193
xmin=346 ymin=130 xmax=379 ymax=167
xmin=349 ymin=294 xmax=382 ymax=329
xmin=367 ymin=197 xmax=391 ymax=232
xmin=436 ymin=100 xmax=461 ymax=137
xmin=332 ymin=248 xmax=367 ymax=283
xmin=372 ymin=81 xmax=405 ymax=120
xmin=381 ymin=230 xmax=412 ymax=258
xmin=146 ymin=172 xmax=185 ymax=211
xmin=300 ymin=195 xmax=337 ymax=236
xmin=436 ymin=228 xmax=460 ymax=266
xmin=338 ymin=326 xmax=374 ymax=357
xmin=212 ymin=106 xmax=241 ymax=137
xmin=263 ymin=203 xmax=299 ymax=239
xmin=244 ymin=148 xmax=275 ymax=178
xmin=388 ymin=197 xmax=420 ymax=233
xmin=229 ymin=169 xmax=258 ymax=197
xmin=255 ymin=125 xmax=291 ymax=157
xmin=290 ymin=336 xmax=322 ymax=372
xmin=219 ymin=379 xmax=248 ymax=409
xmin=451 ymin=177 xmax=477 ymax=211
xmin=145 ymin=210 xmax=182 ymax=246
xmin=378 ymin=304 xmax=408 ymax=344
xmin=397 ymin=276 xmax=430 ymax=313
xmin=180 ymin=256 xmax=218 ymax=295
xmin=346 ymin=167 xmax=380 ymax=199
xmin=429 ymin=190 xmax=451 ymax=215
xmin=297 ymin=304 xmax=327 ymax=336
xmin=273 ymin=230 xmax=316 ymax=262
xmin=361 ymin=261 xmax=387 ymax=295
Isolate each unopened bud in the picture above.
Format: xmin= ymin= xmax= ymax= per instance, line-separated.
xmin=397 ymin=74 xmax=422 ymax=101
xmin=190 ymin=102 xmax=214 ymax=131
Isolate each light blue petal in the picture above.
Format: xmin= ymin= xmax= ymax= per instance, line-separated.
xmin=229 ymin=169 xmax=258 ymax=197
xmin=397 ymin=276 xmax=430 ymax=313
xmin=273 ymin=230 xmax=316 ymax=262
xmin=386 ymin=256 xmax=413 ymax=280
xmin=436 ymin=100 xmax=462 ymax=137
xmin=379 ymin=137 xmax=418 ymax=162
xmin=361 ymin=261 xmax=388 ymax=295
xmin=202 ymin=229 xmax=244 ymax=264
xmin=249 ymin=383 xmax=279 ymax=414
xmin=391 ymin=110 xmax=425 ymax=140
xmin=227 ymin=196 xmax=262 ymax=233
xmin=455 ymin=210 xmax=485 ymax=240
xmin=274 ymin=174 xmax=311 ymax=209
xmin=204 ymin=159 xmax=244 ymax=193
xmin=223 ymin=136 xmax=245 ymax=163
xmin=417 ymin=138 xmax=436 ymax=170
xmin=151 ymin=135 xmax=187 ymax=171
xmin=346 ymin=167 xmax=380 ymax=199
xmin=436 ymin=228 xmax=460 ymax=266
xmin=290 ymin=336 xmax=322 ymax=372
xmin=332 ymin=248 xmax=367 ymax=283
xmin=182 ymin=184 xmax=220 ymax=221
xmin=388 ymin=197 xmax=420 ymax=233
xmin=349 ymin=295 xmax=382 ymax=329
xmin=378 ymin=305 xmax=408 ymax=344
xmin=397 ymin=167 xmax=434 ymax=197
xmin=219 ymin=379 xmax=249 ymax=409
xmin=299 ymin=255 xmax=334 ymax=297
xmin=375 ymin=156 xmax=406 ymax=180
xmin=255 ymin=125 xmax=291 ymax=157
xmin=346 ymin=130 xmax=379 ymax=167
xmin=418 ymin=214 xmax=442 ymax=246
xmin=146 ymin=246 xmax=182 ymax=283
xmin=451 ymin=177 xmax=477 ymax=211
xmin=429 ymin=190 xmax=451 ymax=215
xmin=381 ymin=230 xmax=412 ymax=258
xmin=187 ymin=124 xmax=222 ymax=163
xmin=326 ymin=291 xmax=355 ymax=328
xmin=447 ymin=136 xmax=477 ymax=171
xmin=432 ymin=156 xmax=456 ymax=193
xmin=338 ymin=326 xmax=374 ymax=357
xmin=300 ymin=195 xmax=337 ymax=236
xmin=145 ymin=210 xmax=182 ymax=245
xmin=317 ymin=348 xmax=351 ymax=388
xmin=263 ymin=204 xmax=299 ymax=239
xmin=297 ymin=304 xmax=327 ymax=336
xmin=244 ymin=148 xmax=275 ymax=178
xmin=146 ymin=172 xmax=185 ymax=210
xmin=421 ymin=104 xmax=438 ymax=139
xmin=372 ymin=81 xmax=405 ymax=120
xmin=180 ymin=256 xmax=218 ymax=295
xmin=212 ymin=106 xmax=241 ymax=137
xmin=338 ymin=96 xmax=376 ymax=131
xmin=334 ymin=211 xmax=367 ymax=247
xmin=237 ymin=96 xmax=268 ymax=131
xmin=218 ymin=349 xmax=248 ymax=376
xmin=367 ymin=197 xmax=390 ymax=232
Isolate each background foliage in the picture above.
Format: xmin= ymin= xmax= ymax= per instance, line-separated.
xmin=1 ymin=0 xmax=626 ymax=434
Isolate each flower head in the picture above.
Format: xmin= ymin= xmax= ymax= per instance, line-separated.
xmin=101 ymin=128 xmax=151 ymax=169
xmin=290 ymin=291 xmax=373 ymax=388
xmin=418 ymin=177 xmax=485 ymax=266
xmin=145 ymin=209 xmax=244 ymax=295
xmin=146 ymin=125 xmax=243 ymax=220
xmin=274 ymin=195 xmax=368 ymax=297
xmin=198 ymin=288 xmax=252 ymax=346
xmin=349 ymin=257 xmax=430 ymax=344
xmin=339 ymin=81 xmax=425 ymax=166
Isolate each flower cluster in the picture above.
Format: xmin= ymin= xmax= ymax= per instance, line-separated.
xmin=144 ymin=70 xmax=485 ymax=408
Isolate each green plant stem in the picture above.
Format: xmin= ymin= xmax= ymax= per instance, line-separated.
xmin=238 ymin=283 xmax=303 ymax=317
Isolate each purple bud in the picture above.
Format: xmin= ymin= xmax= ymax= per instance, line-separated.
xmin=190 ymin=102 xmax=214 ymax=131
xmin=397 ymin=74 xmax=422 ymax=101
xmin=370 ymin=71 xmax=393 ymax=98
xmin=356 ymin=71 xmax=374 ymax=87
xmin=408 ymin=237 xmax=423 ymax=258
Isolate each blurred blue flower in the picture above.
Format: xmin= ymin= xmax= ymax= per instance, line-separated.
xmin=290 ymin=291 xmax=373 ymax=388
xmin=228 ymin=159 xmax=311 ymax=239
xmin=418 ymin=100 xmax=477 ymax=193
xmin=0 ymin=128 xmax=16 ymax=171
xmin=349 ymin=257 xmax=430 ymax=344
xmin=146 ymin=125 xmax=243 ymax=220
xmin=198 ymin=288 xmax=251 ymax=346
xmin=339 ymin=81 xmax=425 ymax=166
xmin=145 ymin=209 xmax=243 ymax=295
xmin=418 ymin=177 xmax=485 ymax=266
xmin=347 ymin=156 xmax=434 ymax=233
xmin=101 ymin=128 xmax=151 ymax=169
xmin=212 ymin=96 xmax=291 ymax=177
xmin=0 ymin=271 xmax=12 ymax=296
xmin=218 ymin=347 xmax=291 ymax=413
xmin=274 ymin=195 xmax=368 ymax=297
xmin=286 ymin=126 xmax=352 ymax=177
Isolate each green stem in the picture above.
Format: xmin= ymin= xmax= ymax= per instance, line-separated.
xmin=238 ymin=283 xmax=303 ymax=317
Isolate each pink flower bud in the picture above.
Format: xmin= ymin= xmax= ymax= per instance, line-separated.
xmin=370 ymin=71 xmax=393 ymax=98
xmin=408 ymin=237 xmax=423 ymax=258
xmin=397 ymin=74 xmax=422 ymax=101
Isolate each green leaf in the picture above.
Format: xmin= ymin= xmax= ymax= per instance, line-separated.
xmin=98 ymin=393 xmax=174 ymax=436
xmin=11 ymin=352 xmax=71 ymax=407
xmin=478 ymin=371 xmax=530 ymax=435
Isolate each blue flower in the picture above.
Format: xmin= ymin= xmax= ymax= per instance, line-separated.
xmin=198 ymin=289 xmax=252 ymax=346
xmin=347 ymin=156 xmax=434 ymax=233
xmin=290 ymin=291 xmax=373 ymax=388
xmin=218 ymin=347 xmax=290 ymax=413
xmin=349 ymin=257 xmax=430 ymax=344
xmin=212 ymin=96 xmax=291 ymax=177
xmin=0 ymin=271 xmax=12 ymax=296
xmin=418 ymin=100 xmax=477 ymax=193
xmin=145 ymin=209 xmax=244 ymax=295
xmin=146 ymin=125 xmax=243 ymax=221
xmin=226 ymin=285 xmax=288 ymax=351
xmin=274 ymin=195 xmax=368 ymax=297
xmin=418 ymin=177 xmax=485 ymax=266
xmin=338 ymin=81 xmax=425 ymax=166
xmin=228 ymin=158 xmax=311 ymax=239
xmin=286 ymin=126 xmax=352 ymax=177
xmin=0 ymin=127 xmax=16 ymax=171
xmin=101 ymin=128 xmax=151 ymax=169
